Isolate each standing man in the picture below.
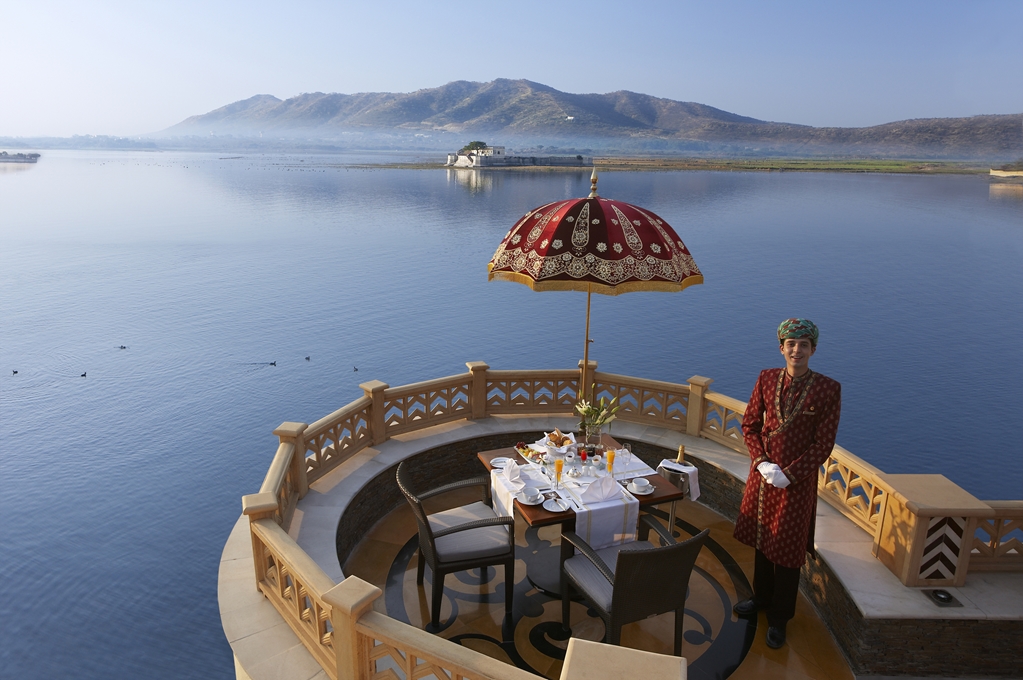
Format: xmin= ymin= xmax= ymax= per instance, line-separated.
xmin=732 ymin=319 xmax=841 ymax=649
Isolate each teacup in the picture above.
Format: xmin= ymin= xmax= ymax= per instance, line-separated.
xmin=630 ymin=478 xmax=652 ymax=492
xmin=522 ymin=486 xmax=543 ymax=503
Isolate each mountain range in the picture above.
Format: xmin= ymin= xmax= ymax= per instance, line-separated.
xmin=161 ymin=79 xmax=1021 ymax=158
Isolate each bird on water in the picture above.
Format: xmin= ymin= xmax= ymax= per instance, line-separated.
xmin=81 ymin=372 xmax=87 ymax=377
xmin=354 ymin=366 xmax=358 ymax=372
xmin=12 ymin=370 xmax=17 ymax=375
xmin=270 ymin=361 xmax=276 ymax=366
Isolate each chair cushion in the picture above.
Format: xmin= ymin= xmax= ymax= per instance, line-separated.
xmin=428 ymin=502 xmax=511 ymax=563
xmin=563 ymin=541 xmax=657 ymax=611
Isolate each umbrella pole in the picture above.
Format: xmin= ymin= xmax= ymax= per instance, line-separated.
xmin=582 ymin=284 xmax=592 ymax=401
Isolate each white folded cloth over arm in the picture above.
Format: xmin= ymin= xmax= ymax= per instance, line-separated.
xmin=757 ymin=461 xmax=791 ymax=488
xmin=565 ymin=476 xmax=639 ymax=550
xmin=658 ymin=459 xmax=700 ymax=500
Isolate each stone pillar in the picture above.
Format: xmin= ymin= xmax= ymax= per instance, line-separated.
xmin=465 ymin=361 xmax=489 ymax=420
xmin=241 ymin=493 xmax=278 ymax=587
xmin=324 ymin=577 xmax=383 ymax=680
xmin=578 ymin=359 xmax=598 ymax=401
xmin=872 ymin=474 xmax=994 ymax=587
xmin=273 ymin=421 xmax=309 ymax=498
xmin=360 ymin=380 xmax=389 ymax=446
xmin=686 ymin=376 xmax=713 ymax=437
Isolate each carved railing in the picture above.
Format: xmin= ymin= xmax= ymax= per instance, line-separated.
xmin=259 ymin=441 xmax=301 ymax=527
xmin=382 ymin=374 xmax=473 ymax=436
xmin=970 ymin=501 xmax=1023 ymax=571
xmin=485 ymin=369 xmax=579 ymax=413
xmin=592 ymin=371 xmax=690 ymax=430
xmin=700 ymin=391 xmax=748 ymax=454
xmin=236 ymin=361 xmax=1020 ymax=680
xmin=249 ymin=518 xmax=339 ymax=677
xmin=303 ymin=398 xmax=373 ymax=485
xmin=817 ymin=445 xmax=886 ymax=534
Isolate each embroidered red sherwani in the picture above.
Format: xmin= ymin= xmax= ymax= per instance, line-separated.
xmin=733 ymin=368 xmax=841 ymax=569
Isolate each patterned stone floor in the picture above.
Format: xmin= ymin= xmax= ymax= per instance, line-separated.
xmin=343 ymin=490 xmax=854 ymax=680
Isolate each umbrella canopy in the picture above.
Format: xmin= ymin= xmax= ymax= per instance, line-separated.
xmin=488 ymin=175 xmax=703 ymax=295
xmin=487 ymin=171 xmax=703 ymax=397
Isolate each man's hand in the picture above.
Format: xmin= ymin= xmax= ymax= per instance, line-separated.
xmin=757 ymin=462 xmax=791 ymax=488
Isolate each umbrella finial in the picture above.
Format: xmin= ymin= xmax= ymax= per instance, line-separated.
xmin=588 ymin=168 xmax=599 ymax=198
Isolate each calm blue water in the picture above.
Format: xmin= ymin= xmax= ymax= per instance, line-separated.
xmin=1 ymin=151 xmax=1021 ymax=678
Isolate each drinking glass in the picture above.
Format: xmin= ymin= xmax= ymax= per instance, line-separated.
xmin=621 ymin=443 xmax=633 ymax=468
xmin=606 ymin=448 xmax=615 ymax=477
xmin=554 ymin=458 xmax=564 ymax=490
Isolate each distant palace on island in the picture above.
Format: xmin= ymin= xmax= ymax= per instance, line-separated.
xmin=446 ymin=142 xmax=592 ymax=168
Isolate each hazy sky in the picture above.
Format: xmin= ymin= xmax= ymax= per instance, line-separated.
xmin=3 ymin=0 xmax=1021 ymax=137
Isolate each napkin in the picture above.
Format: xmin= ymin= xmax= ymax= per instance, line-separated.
xmin=658 ymin=459 xmax=701 ymax=501
xmin=580 ymin=475 xmax=621 ymax=503
xmin=503 ymin=461 xmax=525 ymax=491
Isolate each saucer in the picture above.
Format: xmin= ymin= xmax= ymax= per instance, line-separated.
xmin=490 ymin=457 xmax=512 ymax=468
xmin=516 ymin=493 xmax=544 ymax=505
xmin=542 ymin=498 xmax=570 ymax=512
xmin=628 ymin=482 xmax=654 ymax=495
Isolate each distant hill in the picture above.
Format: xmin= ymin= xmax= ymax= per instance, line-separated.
xmin=159 ymin=79 xmax=1022 ymax=158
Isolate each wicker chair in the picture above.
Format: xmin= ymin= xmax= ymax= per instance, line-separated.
xmin=560 ymin=516 xmax=709 ymax=655
xmin=396 ymin=461 xmax=516 ymax=631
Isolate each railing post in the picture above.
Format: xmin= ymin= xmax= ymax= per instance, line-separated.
xmin=324 ymin=577 xmax=383 ymax=680
xmin=360 ymin=380 xmax=389 ymax=446
xmin=242 ymin=492 xmax=278 ymax=588
xmin=578 ymin=359 xmax=598 ymax=401
xmin=274 ymin=421 xmax=309 ymax=498
xmin=465 ymin=361 xmax=489 ymax=420
xmin=686 ymin=375 xmax=714 ymax=436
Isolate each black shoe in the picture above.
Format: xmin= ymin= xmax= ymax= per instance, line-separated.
xmin=732 ymin=598 xmax=761 ymax=617
xmin=766 ymin=624 xmax=787 ymax=649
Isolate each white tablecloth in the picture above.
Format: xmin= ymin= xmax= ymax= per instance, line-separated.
xmin=490 ymin=456 xmax=654 ymax=550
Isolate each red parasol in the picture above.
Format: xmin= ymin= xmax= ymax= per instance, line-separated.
xmin=488 ymin=170 xmax=703 ymax=395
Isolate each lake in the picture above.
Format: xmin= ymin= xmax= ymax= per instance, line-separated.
xmin=1 ymin=151 xmax=1020 ymax=679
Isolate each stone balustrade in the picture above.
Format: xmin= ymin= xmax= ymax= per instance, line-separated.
xmin=235 ymin=361 xmax=1021 ymax=680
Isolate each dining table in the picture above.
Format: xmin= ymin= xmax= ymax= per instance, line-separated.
xmin=477 ymin=435 xmax=687 ymax=597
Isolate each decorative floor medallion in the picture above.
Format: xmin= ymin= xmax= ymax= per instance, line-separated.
xmin=382 ymin=508 xmax=755 ymax=679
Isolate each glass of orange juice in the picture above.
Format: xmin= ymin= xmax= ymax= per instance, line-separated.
xmin=554 ymin=458 xmax=564 ymax=489
xmin=606 ymin=448 xmax=615 ymax=477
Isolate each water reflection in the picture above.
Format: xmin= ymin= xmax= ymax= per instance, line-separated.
xmin=989 ymin=182 xmax=1023 ymax=201
xmin=0 ymin=162 xmax=36 ymax=174
xmin=447 ymin=168 xmax=497 ymax=193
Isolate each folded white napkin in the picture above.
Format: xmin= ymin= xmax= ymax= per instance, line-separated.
xmin=503 ymin=461 xmax=525 ymax=491
xmin=580 ymin=475 xmax=621 ymax=503
xmin=658 ymin=459 xmax=701 ymax=501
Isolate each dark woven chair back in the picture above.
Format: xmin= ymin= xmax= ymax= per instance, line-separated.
xmin=395 ymin=462 xmax=437 ymax=566
xmin=611 ymin=528 xmax=710 ymax=624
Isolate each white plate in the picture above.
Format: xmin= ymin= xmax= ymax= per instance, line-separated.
xmin=628 ymin=483 xmax=655 ymax=495
xmin=516 ymin=493 xmax=544 ymax=505
xmin=490 ymin=457 xmax=512 ymax=468
xmin=543 ymin=498 xmax=570 ymax=513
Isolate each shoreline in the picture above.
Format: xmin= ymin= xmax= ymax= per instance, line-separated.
xmin=355 ymin=157 xmax=993 ymax=174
